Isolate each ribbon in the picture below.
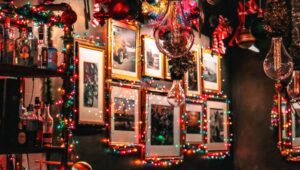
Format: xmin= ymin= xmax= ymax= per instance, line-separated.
xmin=212 ymin=16 xmax=232 ymax=55
xmin=92 ymin=1 xmax=110 ymax=27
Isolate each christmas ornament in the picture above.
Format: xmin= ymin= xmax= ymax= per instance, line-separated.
xmin=167 ymin=80 xmax=185 ymax=106
xmin=235 ymin=27 xmax=256 ymax=49
xmin=109 ymin=0 xmax=140 ymax=20
xmin=250 ymin=0 xmax=267 ymax=39
xmin=93 ymin=7 xmax=109 ymax=26
xmin=263 ymin=37 xmax=293 ymax=81
xmin=61 ymin=8 xmax=77 ymax=26
xmin=71 ymin=161 xmax=92 ymax=170
xmin=212 ymin=16 xmax=232 ymax=54
xmin=153 ymin=0 xmax=194 ymax=59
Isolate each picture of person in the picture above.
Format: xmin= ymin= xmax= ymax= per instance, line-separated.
xmin=295 ymin=109 xmax=300 ymax=138
xmin=203 ymin=58 xmax=217 ymax=83
xmin=209 ymin=108 xmax=224 ymax=143
xmin=186 ymin=111 xmax=201 ymax=134
xmin=188 ymin=69 xmax=199 ymax=91
xmin=83 ymin=62 xmax=98 ymax=108
xmin=146 ymin=50 xmax=160 ymax=70
xmin=151 ymin=105 xmax=174 ymax=145
xmin=112 ymin=25 xmax=136 ymax=72
xmin=114 ymin=97 xmax=135 ymax=131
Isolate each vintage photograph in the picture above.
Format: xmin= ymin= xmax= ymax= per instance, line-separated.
xmin=186 ymin=111 xmax=201 ymax=134
xmin=151 ymin=104 xmax=174 ymax=145
xmin=83 ymin=62 xmax=98 ymax=108
xmin=292 ymin=102 xmax=300 ymax=147
xmin=295 ymin=108 xmax=300 ymax=138
xmin=209 ymin=108 xmax=224 ymax=143
xmin=143 ymin=36 xmax=164 ymax=78
xmin=203 ymin=58 xmax=217 ymax=83
xmin=187 ymin=49 xmax=200 ymax=94
xmin=78 ymin=41 xmax=105 ymax=125
xmin=202 ymin=49 xmax=221 ymax=92
xmin=113 ymin=97 xmax=135 ymax=131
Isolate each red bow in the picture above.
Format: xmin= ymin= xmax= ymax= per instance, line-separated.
xmin=212 ymin=16 xmax=233 ymax=55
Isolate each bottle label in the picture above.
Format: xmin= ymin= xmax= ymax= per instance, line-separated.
xmin=18 ymin=132 xmax=26 ymax=144
xmin=19 ymin=44 xmax=30 ymax=59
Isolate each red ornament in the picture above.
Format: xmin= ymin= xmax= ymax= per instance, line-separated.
xmin=71 ymin=161 xmax=92 ymax=170
xmin=61 ymin=9 xmax=77 ymax=26
xmin=109 ymin=0 xmax=130 ymax=20
xmin=93 ymin=7 xmax=110 ymax=26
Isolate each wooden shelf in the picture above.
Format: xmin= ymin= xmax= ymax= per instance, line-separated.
xmin=0 ymin=64 xmax=64 ymax=78
xmin=0 ymin=146 xmax=66 ymax=154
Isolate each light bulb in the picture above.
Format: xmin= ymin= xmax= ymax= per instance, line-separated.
xmin=287 ymin=70 xmax=300 ymax=101
xmin=167 ymin=80 xmax=185 ymax=106
xmin=153 ymin=0 xmax=194 ymax=59
xmin=263 ymin=37 xmax=294 ymax=81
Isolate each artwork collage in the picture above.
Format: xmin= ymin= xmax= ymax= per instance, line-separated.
xmin=75 ymin=19 xmax=231 ymax=164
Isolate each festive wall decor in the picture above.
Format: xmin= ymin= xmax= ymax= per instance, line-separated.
xmin=108 ymin=19 xmax=141 ymax=81
xmin=142 ymin=35 xmax=165 ymax=79
xmin=287 ymin=71 xmax=300 ymax=102
xmin=292 ymin=102 xmax=300 ymax=147
xmin=109 ymin=85 xmax=141 ymax=146
xmin=185 ymin=103 xmax=203 ymax=144
xmin=211 ymin=16 xmax=232 ymax=55
xmin=206 ymin=100 xmax=229 ymax=151
xmin=75 ymin=40 xmax=105 ymax=125
xmin=202 ymin=49 xmax=222 ymax=93
xmin=143 ymin=93 xmax=183 ymax=161
xmin=185 ymin=45 xmax=201 ymax=96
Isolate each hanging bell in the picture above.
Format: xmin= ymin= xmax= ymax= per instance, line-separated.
xmin=236 ymin=27 xmax=256 ymax=49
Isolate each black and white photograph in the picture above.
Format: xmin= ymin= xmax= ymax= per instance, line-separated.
xmin=207 ymin=101 xmax=228 ymax=151
xmin=203 ymin=59 xmax=217 ymax=83
xmin=202 ymin=49 xmax=221 ymax=92
xmin=209 ymin=108 xmax=224 ymax=143
xmin=78 ymin=42 xmax=105 ymax=125
xmin=292 ymin=103 xmax=300 ymax=147
xmin=83 ymin=62 xmax=98 ymax=108
xmin=186 ymin=111 xmax=201 ymax=134
xmin=113 ymin=97 xmax=135 ymax=131
xmin=151 ymin=104 xmax=174 ymax=145
xmin=110 ymin=86 xmax=140 ymax=145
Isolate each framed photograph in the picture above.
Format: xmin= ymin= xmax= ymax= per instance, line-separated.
xmin=185 ymin=103 xmax=203 ymax=144
xmin=165 ymin=58 xmax=171 ymax=80
xmin=207 ymin=101 xmax=228 ymax=151
xmin=281 ymin=98 xmax=288 ymax=140
xmin=185 ymin=46 xmax=201 ymax=96
xmin=77 ymin=40 xmax=105 ymax=125
xmin=145 ymin=93 xmax=182 ymax=159
xmin=110 ymin=86 xmax=140 ymax=145
xmin=202 ymin=49 xmax=221 ymax=93
xmin=108 ymin=19 xmax=140 ymax=81
xmin=142 ymin=36 xmax=164 ymax=78
xmin=292 ymin=102 xmax=300 ymax=147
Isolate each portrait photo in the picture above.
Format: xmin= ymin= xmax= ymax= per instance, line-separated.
xmin=110 ymin=86 xmax=140 ymax=145
xmin=77 ymin=41 xmax=105 ymax=125
xmin=143 ymin=36 xmax=164 ymax=78
xmin=186 ymin=103 xmax=203 ymax=144
xmin=207 ymin=101 xmax=228 ymax=151
xmin=145 ymin=93 xmax=181 ymax=159
xmin=109 ymin=20 xmax=140 ymax=81
xmin=186 ymin=46 xmax=201 ymax=96
xmin=202 ymin=49 xmax=221 ymax=92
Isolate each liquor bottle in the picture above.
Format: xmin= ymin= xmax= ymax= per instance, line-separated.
xmin=47 ymin=40 xmax=58 ymax=70
xmin=15 ymin=27 xmax=29 ymax=66
xmin=17 ymin=97 xmax=27 ymax=146
xmin=0 ymin=24 xmax=4 ymax=63
xmin=43 ymin=104 xmax=53 ymax=147
xmin=3 ymin=17 xmax=15 ymax=64
xmin=26 ymin=104 xmax=38 ymax=147
xmin=27 ymin=27 xmax=38 ymax=67
xmin=34 ymin=97 xmax=43 ymax=147
xmin=38 ymin=24 xmax=48 ymax=68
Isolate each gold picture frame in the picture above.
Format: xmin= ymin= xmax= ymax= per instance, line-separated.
xmin=75 ymin=39 xmax=105 ymax=125
xmin=108 ymin=19 xmax=141 ymax=81
xmin=142 ymin=35 xmax=165 ymax=79
xmin=165 ymin=57 xmax=172 ymax=80
xmin=185 ymin=45 xmax=201 ymax=96
xmin=201 ymin=48 xmax=222 ymax=93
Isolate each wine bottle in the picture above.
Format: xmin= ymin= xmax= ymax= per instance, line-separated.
xmin=47 ymin=40 xmax=58 ymax=70
xmin=35 ymin=97 xmax=43 ymax=147
xmin=17 ymin=97 xmax=27 ymax=146
xmin=15 ymin=27 xmax=29 ymax=66
xmin=43 ymin=104 xmax=53 ymax=147
xmin=26 ymin=104 xmax=38 ymax=147
xmin=27 ymin=27 xmax=38 ymax=67
xmin=3 ymin=17 xmax=15 ymax=64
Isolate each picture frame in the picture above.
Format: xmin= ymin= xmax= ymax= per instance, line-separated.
xmin=185 ymin=45 xmax=201 ymax=96
xmin=142 ymin=35 xmax=165 ymax=79
xmin=144 ymin=93 xmax=182 ymax=159
xmin=292 ymin=102 xmax=300 ymax=147
xmin=206 ymin=100 xmax=228 ymax=151
xmin=165 ymin=58 xmax=172 ymax=80
xmin=108 ymin=19 xmax=141 ymax=81
xmin=109 ymin=85 xmax=141 ymax=145
xmin=76 ymin=39 xmax=105 ymax=125
xmin=202 ymin=49 xmax=221 ymax=93
xmin=185 ymin=103 xmax=203 ymax=144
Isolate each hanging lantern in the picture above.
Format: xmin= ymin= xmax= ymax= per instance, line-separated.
xmin=153 ymin=0 xmax=194 ymax=59
xmin=287 ymin=70 xmax=300 ymax=101
xmin=263 ymin=37 xmax=294 ymax=81
xmin=167 ymin=80 xmax=185 ymax=106
xmin=235 ymin=27 xmax=256 ymax=49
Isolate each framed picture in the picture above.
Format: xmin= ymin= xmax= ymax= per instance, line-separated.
xmin=292 ymin=102 xmax=300 ymax=147
xmin=185 ymin=46 xmax=201 ymax=96
xmin=185 ymin=103 xmax=203 ymax=144
xmin=76 ymin=40 xmax=105 ymax=125
xmin=108 ymin=19 xmax=140 ymax=81
xmin=165 ymin=58 xmax=171 ymax=80
xmin=142 ymin=36 xmax=165 ymax=78
xmin=110 ymin=86 xmax=141 ymax=145
xmin=202 ymin=49 xmax=221 ymax=93
xmin=207 ymin=100 xmax=228 ymax=151
xmin=145 ymin=93 xmax=182 ymax=159
xmin=281 ymin=98 xmax=288 ymax=140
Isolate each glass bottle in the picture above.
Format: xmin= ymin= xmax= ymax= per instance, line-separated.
xmin=27 ymin=27 xmax=38 ymax=67
xmin=47 ymin=40 xmax=58 ymax=70
xmin=37 ymin=24 xmax=48 ymax=68
xmin=167 ymin=80 xmax=185 ymax=106
xmin=15 ymin=27 xmax=29 ymax=66
xmin=43 ymin=104 xmax=53 ymax=147
xmin=263 ymin=37 xmax=294 ymax=81
xmin=34 ymin=97 xmax=43 ymax=147
xmin=26 ymin=104 xmax=38 ymax=147
xmin=3 ymin=17 xmax=15 ymax=64
xmin=0 ymin=24 xmax=4 ymax=63
xmin=17 ymin=97 xmax=27 ymax=146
